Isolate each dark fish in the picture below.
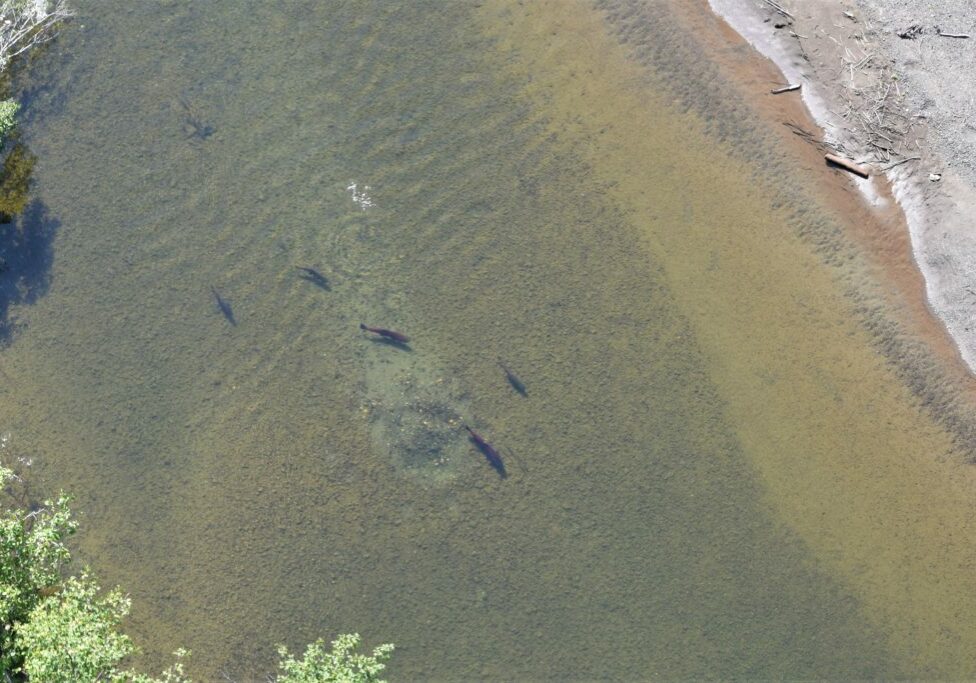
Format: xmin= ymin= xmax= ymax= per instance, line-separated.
xmin=464 ymin=424 xmax=507 ymax=479
xmin=498 ymin=360 xmax=527 ymax=397
xmin=211 ymin=286 xmax=236 ymax=326
xmin=296 ymin=266 xmax=331 ymax=290
xmin=360 ymin=323 xmax=410 ymax=344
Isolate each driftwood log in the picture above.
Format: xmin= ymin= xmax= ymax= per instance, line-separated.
xmin=825 ymin=153 xmax=870 ymax=178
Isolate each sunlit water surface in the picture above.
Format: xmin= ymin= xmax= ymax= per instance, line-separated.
xmin=2 ymin=0 xmax=976 ymax=679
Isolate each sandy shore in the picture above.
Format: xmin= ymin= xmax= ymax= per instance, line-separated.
xmin=708 ymin=0 xmax=976 ymax=375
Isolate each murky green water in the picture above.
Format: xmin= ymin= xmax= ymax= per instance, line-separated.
xmin=0 ymin=0 xmax=964 ymax=679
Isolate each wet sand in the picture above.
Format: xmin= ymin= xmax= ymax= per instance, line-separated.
xmin=707 ymin=0 xmax=976 ymax=389
xmin=682 ymin=1 xmax=968 ymax=376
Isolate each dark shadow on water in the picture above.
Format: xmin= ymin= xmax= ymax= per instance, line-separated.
xmin=368 ymin=336 xmax=412 ymax=352
xmin=178 ymin=94 xmax=216 ymax=142
xmin=498 ymin=360 xmax=528 ymax=397
xmin=210 ymin=286 xmax=236 ymax=326
xmin=296 ymin=266 xmax=331 ymax=291
xmin=0 ymin=200 xmax=58 ymax=343
xmin=10 ymin=38 xmax=76 ymax=129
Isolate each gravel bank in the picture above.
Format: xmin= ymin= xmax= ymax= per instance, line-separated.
xmin=708 ymin=0 xmax=976 ymax=373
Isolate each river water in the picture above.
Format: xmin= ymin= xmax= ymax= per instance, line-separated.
xmin=3 ymin=0 xmax=976 ymax=679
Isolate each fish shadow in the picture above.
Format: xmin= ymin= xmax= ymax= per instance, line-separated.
xmin=179 ymin=96 xmax=216 ymax=142
xmin=298 ymin=271 xmax=331 ymax=291
xmin=506 ymin=376 xmax=528 ymax=397
xmin=499 ymin=361 xmax=527 ymax=397
xmin=369 ymin=336 xmax=412 ymax=352
xmin=210 ymin=287 xmax=236 ymax=326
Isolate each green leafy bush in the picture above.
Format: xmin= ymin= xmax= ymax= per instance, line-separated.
xmin=0 ymin=463 xmax=77 ymax=674
xmin=17 ymin=572 xmax=133 ymax=682
xmin=0 ymin=464 xmax=394 ymax=681
xmin=0 ymin=99 xmax=18 ymax=145
xmin=277 ymin=633 xmax=394 ymax=683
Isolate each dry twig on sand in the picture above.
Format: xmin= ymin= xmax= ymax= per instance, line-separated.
xmin=782 ymin=121 xmax=837 ymax=154
xmin=771 ymin=83 xmax=802 ymax=94
xmin=783 ymin=121 xmax=818 ymax=143
xmin=762 ymin=0 xmax=793 ymax=20
xmin=831 ymin=51 xmax=925 ymax=172
xmin=882 ymin=156 xmax=921 ymax=171
xmin=779 ymin=14 xmax=924 ymax=177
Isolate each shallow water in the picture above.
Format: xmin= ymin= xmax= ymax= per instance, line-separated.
xmin=2 ymin=0 xmax=976 ymax=679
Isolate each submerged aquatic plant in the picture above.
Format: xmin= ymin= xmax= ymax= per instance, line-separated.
xmin=0 ymin=142 xmax=35 ymax=223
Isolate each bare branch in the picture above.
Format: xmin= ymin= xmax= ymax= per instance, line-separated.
xmin=0 ymin=0 xmax=73 ymax=72
xmin=936 ymin=28 xmax=970 ymax=39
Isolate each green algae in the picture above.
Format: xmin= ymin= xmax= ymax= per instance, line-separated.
xmin=0 ymin=142 xmax=35 ymax=223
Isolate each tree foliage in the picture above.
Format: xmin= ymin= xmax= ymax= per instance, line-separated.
xmin=0 ymin=463 xmax=148 ymax=681
xmin=0 ymin=0 xmax=72 ymax=225
xmin=0 ymin=462 xmax=76 ymax=675
xmin=277 ymin=634 xmax=394 ymax=683
xmin=0 ymin=0 xmax=73 ymax=73
xmin=0 ymin=99 xmax=17 ymax=146
xmin=16 ymin=573 xmax=133 ymax=682
xmin=0 ymin=462 xmax=394 ymax=681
